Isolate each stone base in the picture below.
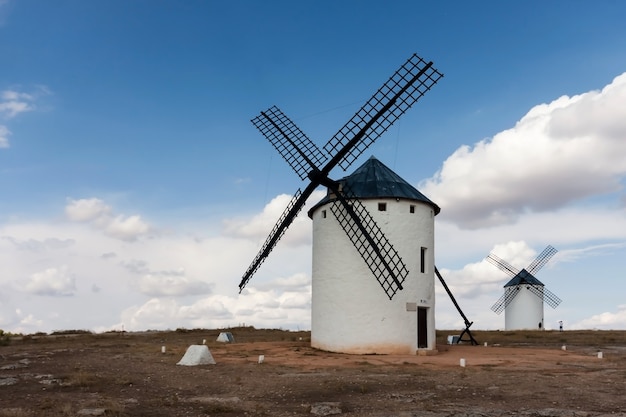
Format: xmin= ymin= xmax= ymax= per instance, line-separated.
xmin=417 ymin=349 xmax=439 ymax=356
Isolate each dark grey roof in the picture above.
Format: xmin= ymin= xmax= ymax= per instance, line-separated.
xmin=308 ymin=156 xmax=440 ymax=217
xmin=504 ymin=269 xmax=545 ymax=287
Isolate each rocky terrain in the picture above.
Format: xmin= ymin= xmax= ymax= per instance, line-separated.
xmin=0 ymin=328 xmax=624 ymax=416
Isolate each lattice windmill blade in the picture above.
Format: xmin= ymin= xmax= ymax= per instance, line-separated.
xmin=322 ymin=54 xmax=443 ymax=172
xmin=490 ymin=286 xmax=521 ymax=314
xmin=490 ymin=293 xmax=507 ymax=314
xmin=525 ymin=284 xmax=562 ymax=309
xmin=240 ymin=54 xmax=442 ymax=294
xmin=543 ymin=287 xmax=562 ymax=309
xmin=486 ymin=253 xmax=520 ymax=277
xmin=328 ymin=183 xmax=409 ymax=300
xmin=526 ymin=245 xmax=558 ymax=275
xmin=251 ymin=106 xmax=328 ymax=180
xmin=239 ymin=184 xmax=316 ymax=292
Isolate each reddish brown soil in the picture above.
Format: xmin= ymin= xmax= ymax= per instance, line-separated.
xmin=1 ymin=328 xmax=624 ymax=416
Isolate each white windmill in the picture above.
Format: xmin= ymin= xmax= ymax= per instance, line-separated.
xmin=307 ymin=156 xmax=439 ymax=354
xmin=487 ymin=245 xmax=562 ymax=330
xmin=238 ymin=54 xmax=478 ymax=354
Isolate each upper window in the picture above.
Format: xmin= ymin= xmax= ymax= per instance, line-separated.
xmin=378 ymin=202 xmax=387 ymax=211
xmin=410 ymin=205 xmax=415 ymax=213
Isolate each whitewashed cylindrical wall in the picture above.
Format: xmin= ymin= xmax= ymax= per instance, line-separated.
xmin=310 ymin=197 xmax=436 ymax=355
xmin=504 ymin=286 xmax=544 ymax=330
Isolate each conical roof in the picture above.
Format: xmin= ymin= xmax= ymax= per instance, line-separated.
xmin=504 ymin=269 xmax=545 ymax=288
xmin=308 ymin=156 xmax=440 ymax=217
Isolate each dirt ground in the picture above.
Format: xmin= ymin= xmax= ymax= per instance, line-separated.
xmin=1 ymin=328 xmax=624 ymax=417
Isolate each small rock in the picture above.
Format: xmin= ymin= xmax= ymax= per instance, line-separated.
xmin=77 ymin=408 xmax=107 ymax=416
xmin=0 ymin=377 xmax=18 ymax=386
xmin=310 ymin=402 xmax=342 ymax=416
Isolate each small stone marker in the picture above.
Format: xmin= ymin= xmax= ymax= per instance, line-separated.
xmin=460 ymin=358 xmax=466 ymax=367
xmin=177 ymin=345 xmax=216 ymax=366
xmin=258 ymin=355 xmax=264 ymax=364
xmin=216 ymin=332 xmax=235 ymax=343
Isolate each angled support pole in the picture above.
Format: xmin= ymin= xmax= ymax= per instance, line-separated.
xmin=434 ymin=266 xmax=479 ymax=346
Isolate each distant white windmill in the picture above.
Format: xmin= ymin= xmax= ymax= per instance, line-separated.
xmin=487 ymin=246 xmax=561 ymax=330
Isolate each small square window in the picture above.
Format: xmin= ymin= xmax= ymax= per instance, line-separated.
xmin=378 ymin=202 xmax=387 ymax=211
xmin=322 ymin=210 xmax=327 ymax=218
xmin=410 ymin=205 xmax=415 ymax=213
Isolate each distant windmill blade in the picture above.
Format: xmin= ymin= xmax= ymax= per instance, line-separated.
xmin=486 ymin=253 xmax=519 ymax=277
xmin=525 ymin=284 xmax=562 ymax=309
xmin=329 ymin=183 xmax=408 ymax=300
xmin=323 ymin=54 xmax=443 ymax=172
xmin=490 ymin=293 xmax=507 ymax=314
xmin=491 ymin=286 xmax=521 ymax=314
xmin=526 ymin=245 xmax=558 ymax=275
xmin=239 ymin=185 xmax=314 ymax=292
xmin=543 ymin=287 xmax=562 ymax=309
xmin=251 ymin=106 xmax=327 ymax=180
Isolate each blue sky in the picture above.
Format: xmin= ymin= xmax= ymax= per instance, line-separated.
xmin=1 ymin=1 xmax=625 ymax=333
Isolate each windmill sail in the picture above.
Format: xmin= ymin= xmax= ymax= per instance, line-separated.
xmin=323 ymin=54 xmax=442 ymax=171
xmin=239 ymin=54 xmax=442 ymax=297
xmin=239 ymin=187 xmax=310 ymax=292
xmin=486 ymin=253 xmax=519 ymax=277
xmin=251 ymin=106 xmax=327 ymax=180
xmin=329 ymin=183 xmax=408 ymax=299
xmin=526 ymin=245 xmax=557 ymax=275
xmin=526 ymin=284 xmax=562 ymax=309
xmin=490 ymin=286 xmax=521 ymax=314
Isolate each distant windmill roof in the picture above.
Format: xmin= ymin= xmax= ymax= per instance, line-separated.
xmin=308 ymin=156 xmax=440 ymax=217
xmin=504 ymin=269 xmax=545 ymax=288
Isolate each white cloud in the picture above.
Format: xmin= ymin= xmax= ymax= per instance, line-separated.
xmin=0 ymin=125 xmax=9 ymax=148
xmin=138 ymin=273 xmax=213 ymax=297
xmin=571 ymin=305 xmax=626 ymax=330
xmin=223 ymin=190 xmax=325 ymax=247
xmin=65 ymin=198 xmax=151 ymax=241
xmin=0 ymin=85 xmax=51 ymax=149
xmin=421 ymin=72 xmax=626 ymax=229
xmin=435 ymin=241 xmax=539 ymax=300
xmin=0 ymin=195 xmax=314 ymax=333
xmin=0 ymin=89 xmax=35 ymax=118
xmin=65 ymin=198 xmax=111 ymax=222
xmin=22 ymin=265 xmax=76 ymax=297
xmin=2 ymin=236 xmax=75 ymax=252
xmin=120 ymin=298 xmax=180 ymax=331
xmin=106 ymin=214 xmax=151 ymax=241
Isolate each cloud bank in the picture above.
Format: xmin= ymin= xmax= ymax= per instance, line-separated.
xmin=421 ymin=72 xmax=626 ymax=229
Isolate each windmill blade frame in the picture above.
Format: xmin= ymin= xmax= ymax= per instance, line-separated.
xmin=328 ymin=182 xmax=409 ymax=299
xmin=486 ymin=253 xmax=519 ymax=277
xmin=251 ymin=106 xmax=327 ymax=181
xmin=323 ymin=54 xmax=443 ymax=171
xmin=239 ymin=185 xmax=314 ymax=292
xmin=526 ymin=245 xmax=558 ymax=275
xmin=240 ymin=53 xmax=442 ymax=293
xmin=490 ymin=286 xmax=521 ymax=314
xmin=525 ymin=284 xmax=562 ymax=309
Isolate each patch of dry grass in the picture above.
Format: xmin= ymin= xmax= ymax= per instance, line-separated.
xmin=437 ymin=329 xmax=626 ymax=348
